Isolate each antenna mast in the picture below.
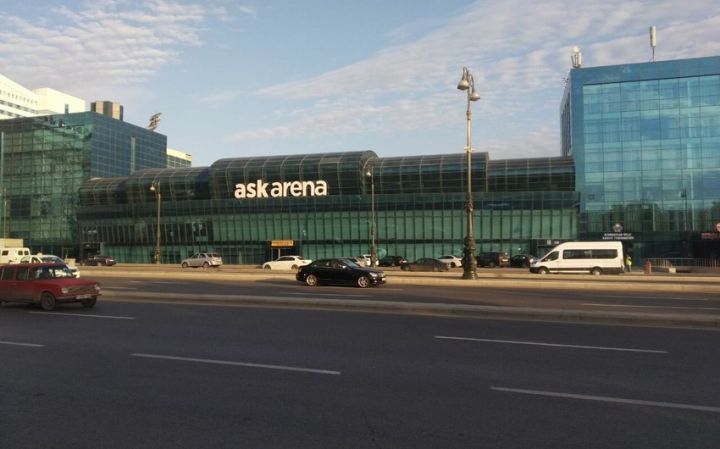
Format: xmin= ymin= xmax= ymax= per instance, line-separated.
xmin=649 ymin=26 xmax=657 ymax=62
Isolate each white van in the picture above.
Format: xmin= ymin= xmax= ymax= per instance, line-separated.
xmin=530 ymin=241 xmax=624 ymax=275
xmin=0 ymin=247 xmax=31 ymax=264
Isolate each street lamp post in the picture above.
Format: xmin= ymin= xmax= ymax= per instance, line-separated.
xmin=149 ymin=181 xmax=161 ymax=264
xmin=457 ymin=67 xmax=480 ymax=280
xmin=366 ymin=169 xmax=377 ymax=267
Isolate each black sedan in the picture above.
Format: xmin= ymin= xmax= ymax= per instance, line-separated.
xmin=81 ymin=255 xmax=117 ymax=266
xmin=378 ymin=255 xmax=408 ymax=267
xmin=296 ymin=258 xmax=386 ymax=288
xmin=509 ymin=254 xmax=537 ymax=268
xmin=400 ymin=258 xmax=449 ymax=272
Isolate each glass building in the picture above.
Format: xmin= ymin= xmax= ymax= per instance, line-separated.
xmin=77 ymin=151 xmax=577 ymax=264
xmin=562 ymin=56 xmax=720 ymax=260
xmin=0 ymin=112 xmax=167 ymax=256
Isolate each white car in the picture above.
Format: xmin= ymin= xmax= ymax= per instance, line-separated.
xmin=437 ymin=255 xmax=463 ymax=268
xmin=20 ymin=254 xmax=81 ymax=278
xmin=262 ymin=255 xmax=312 ymax=270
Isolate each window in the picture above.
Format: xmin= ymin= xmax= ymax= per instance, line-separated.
xmin=563 ymin=249 xmax=617 ymax=259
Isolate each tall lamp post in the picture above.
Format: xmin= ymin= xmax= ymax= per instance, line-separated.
xmin=366 ymin=168 xmax=377 ymax=267
xmin=149 ymin=181 xmax=161 ymax=264
xmin=457 ymin=67 xmax=480 ymax=280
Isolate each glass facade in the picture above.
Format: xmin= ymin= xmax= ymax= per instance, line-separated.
xmin=77 ymin=152 xmax=577 ymax=264
xmin=562 ymin=56 xmax=720 ymax=259
xmin=0 ymin=112 xmax=167 ymax=256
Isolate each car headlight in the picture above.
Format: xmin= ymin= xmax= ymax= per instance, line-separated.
xmin=368 ymin=272 xmax=379 ymax=277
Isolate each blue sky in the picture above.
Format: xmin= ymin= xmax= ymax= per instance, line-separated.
xmin=1 ymin=0 xmax=719 ymax=167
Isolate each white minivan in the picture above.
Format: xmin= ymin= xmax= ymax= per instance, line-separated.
xmin=530 ymin=241 xmax=624 ymax=275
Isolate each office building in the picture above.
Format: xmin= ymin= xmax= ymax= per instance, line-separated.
xmin=562 ymin=55 xmax=720 ymax=259
xmin=0 ymin=112 xmax=167 ymax=256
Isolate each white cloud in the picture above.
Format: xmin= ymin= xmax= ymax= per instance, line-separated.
xmin=236 ymin=0 xmax=720 ymax=160
xmin=0 ymin=0 xmax=249 ymax=98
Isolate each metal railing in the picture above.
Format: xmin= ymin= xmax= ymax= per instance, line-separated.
xmin=645 ymin=258 xmax=720 ymax=273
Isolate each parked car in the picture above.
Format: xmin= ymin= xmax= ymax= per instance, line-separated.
xmin=400 ymin=258 xmax=450 ymax=272
xmin=360 ymin=254 xmax=379 ymax=267
xmin=378 ymin=255 xmax=408 ymax=267
xmin=82 ymin=255 xmax=116 ymax=266
xmin=476 ymin=252 xmax=510 ymax=268
xmin=262 ymin=255 xmax=312 ymax=270
xmin=20 ymin=255 xmax=80 ymax=278
xmin=0 ymin=263 xmax=100 ymax=311
xmin=437 ymin=255 xmax=463 ymax=268
xmin=509 ymin=254 xmax=537 ymax=268
xmin=181 ymin=253 xmax=223 ymax=268
xmin=296 ymin=258 xmax=386 ymax=288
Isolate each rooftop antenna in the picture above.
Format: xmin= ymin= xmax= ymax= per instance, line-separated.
xmin=649 ymin=26 xmax=657 ymax=62
xmin=571 ymin=46 xmax=582 ymax=68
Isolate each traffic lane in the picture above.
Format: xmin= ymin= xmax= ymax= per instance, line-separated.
xmin=94 ymin=275 xmax=720 ymax=316
xmin=1 ymin=302 xmax=719 ymax=448
xmin=3 ymin=299 xmax=719 ymax=406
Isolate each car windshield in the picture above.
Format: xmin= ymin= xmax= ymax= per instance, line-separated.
xmin=31 ymin=265 xmax=74 ymax=279
xmin=41 ymin=256 xmax=64 ymax=263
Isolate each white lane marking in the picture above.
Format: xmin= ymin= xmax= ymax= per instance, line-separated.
xmin=491 ymin=386 xmax=720 ymax=414
xmin=131 ymin=353 xmax=341 ymax=376
xmin=30 ymin=312 xmax=135 ymax=320
xmin=0 ymin=340 xmax=44 ymax=348
xmin=589 ymin=295 xmax=711 ymax=302
xmin=583 ymin=303 xmax=720 ymax=311
xmin=287 ymin=292 xmax=370 ymax=298
xmin=435 ymin=335 xmax=666 ymax=354
xmin=102 ymin=286 xmax=138 ymax=290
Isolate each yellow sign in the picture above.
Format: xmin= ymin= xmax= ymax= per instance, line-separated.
xmin=270 ymin=240 xmax=294 ymax=247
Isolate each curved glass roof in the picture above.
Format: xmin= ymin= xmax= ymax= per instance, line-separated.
xmin=209 ymin=151 xmax=378 ymax=198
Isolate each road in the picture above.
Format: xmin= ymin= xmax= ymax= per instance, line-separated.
xmin=1 ymin=293 xmax=719 ymax=448
xmin=95 ymin=275 xmax=720 ymax=321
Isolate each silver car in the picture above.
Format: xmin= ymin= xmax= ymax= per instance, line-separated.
xmin=181 ymin=253 xmax=223 ymax=268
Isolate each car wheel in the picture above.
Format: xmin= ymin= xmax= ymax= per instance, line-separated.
xmin=591 ymin=267 xmax=602 ymax=276
xmin=81 ymin=297 xmax=97 ymax=308
xmin=40 ymin=292 xmax=57 ymax=311
xmin=263 ymin=265 xmax=271 ymax=270
xmin=538 ymin=267 xmax=549 ymax=275
xmin=489 ymin=262 xmax=496 ymax=268
xmin=203 ymin=262 xmax=210 ymax=268
xmin=306 ymin=274 xmax=318 ymax=287
xmin=357 ymin=276 xmax=370 ymax=288
xmin=291 ymin=264 xmax=298 ymax=271
xmin=450 ymin=262 xmax=457 ymax=268
xmin=181 ymin=262 xmax=188 ymax=268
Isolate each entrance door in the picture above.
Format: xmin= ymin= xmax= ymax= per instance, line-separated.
xmin=266 ymin=240 xmax=297 ymax=262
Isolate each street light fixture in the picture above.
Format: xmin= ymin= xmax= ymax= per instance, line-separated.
xmin=457 ymin=67 xmax=480 ymax=280
xmin=149 ymin=180 xmax=161 ymax=264
xmin=366 ymin=168 xmax=378 ymax=267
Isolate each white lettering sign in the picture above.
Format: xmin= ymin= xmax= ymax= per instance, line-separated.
xmin=234 ymin=180 xmax=328 ymax=199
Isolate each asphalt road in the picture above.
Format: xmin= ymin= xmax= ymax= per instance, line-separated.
xmin=1 ymin=299 xmax=719 ymax=448
xmin=94 ymin=275 xmax=720 ymax=320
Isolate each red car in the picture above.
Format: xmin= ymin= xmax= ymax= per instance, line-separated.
xmin=0 ymin=263 xmax=101 ymax=311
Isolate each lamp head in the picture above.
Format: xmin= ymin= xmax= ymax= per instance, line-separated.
xmin=469 ymin=91 xmax=481 ymax=101
xmin=457 ymin=67 xmax=470 ymax=90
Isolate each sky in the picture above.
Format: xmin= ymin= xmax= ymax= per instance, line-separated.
xmin=1 ymin=0 xmax=719 ymax=167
